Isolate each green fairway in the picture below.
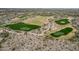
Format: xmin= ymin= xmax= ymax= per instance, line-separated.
xmin=4 ymin=22 xmax=41 ymax=31
xmin=55 ymin=19 xmax=70 ymax=25
xmin=50 ymin=27 xmax=73 ymax=37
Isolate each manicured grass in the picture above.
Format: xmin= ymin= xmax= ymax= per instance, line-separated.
xmin=18 ymin=15 xmax=27 ymax=20
xmin=4 ymin=22 xmax=41 ymax=31
xmin=50 ymin=27 xmax=73 ymax=37
xmin=55 ymin=19 xmax=70 ymax=25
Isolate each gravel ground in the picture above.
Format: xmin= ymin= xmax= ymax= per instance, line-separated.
xmin=0 ymin=29 xmax=79 ymax=51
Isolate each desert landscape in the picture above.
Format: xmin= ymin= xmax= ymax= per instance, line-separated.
xmin=0 ymin=8 xmax=79 ymax=51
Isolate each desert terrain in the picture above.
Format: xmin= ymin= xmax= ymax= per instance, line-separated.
xmin=0 ymin=8 xmax=79 ymax=51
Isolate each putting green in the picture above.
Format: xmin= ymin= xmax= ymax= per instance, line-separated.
xmin=50 ymin=27 xmax=73 ymax=37
xmin=55 ymin=19 xmax=70 ymax=25
xmin=18 ymin=15 xmax=27 ymax=20
xmin=4 ymin=22 xmax=41 ymax=31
